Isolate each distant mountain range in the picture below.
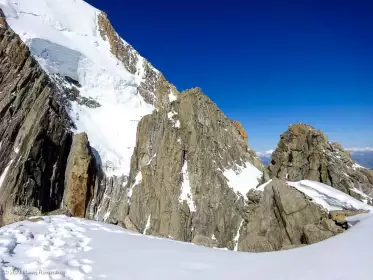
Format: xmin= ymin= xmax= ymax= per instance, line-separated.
xmin=350 ymin=151 xmax=373 ymax=169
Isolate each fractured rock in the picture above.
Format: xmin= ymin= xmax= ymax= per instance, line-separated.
xmin=63 ymin=133 xmax=96 ymax=217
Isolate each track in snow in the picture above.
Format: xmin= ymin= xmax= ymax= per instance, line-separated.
xmin=0 ymin=216 xmax=123 ymax=279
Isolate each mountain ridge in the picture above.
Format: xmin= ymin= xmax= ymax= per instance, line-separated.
xmin=0 ymin=0 xmax=372 ymax=255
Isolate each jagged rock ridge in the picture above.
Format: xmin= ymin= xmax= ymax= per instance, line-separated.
xmin=269 ymin=124 xmax=373 ymax=204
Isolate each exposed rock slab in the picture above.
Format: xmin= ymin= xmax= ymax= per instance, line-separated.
xmin=111 ymin=88 xmax=264 ymax=249
xmin=237 ymin=178 xmax=344 ymax=252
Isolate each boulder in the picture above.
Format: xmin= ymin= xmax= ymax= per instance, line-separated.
xmin=329 ymin=209 xmax=369 ymax=229
xmin=46 ymin=209 xmax=72 ymax=217
xmin=247 ymin=189 xmax=263 ymax=204
xmin=122 ymin=216 xmax=140 ymax=233
xmin=192 ymin=235 xmax=218 ymax=248
xmin=28 ymin=217 xmax=44 ymax=223
xmin=237 ymin=179 xmax=344 ymax=252
xmin=302 ymin=219 xmax=344 ymax=244
xmin=0 ymin=205 xmax=41 ymax=225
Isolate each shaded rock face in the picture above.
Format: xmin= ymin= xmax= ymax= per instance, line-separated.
xmin=63 ymin=133 xmax=96 ymax=218
xmin=237 ymin=179 xmax=344 ymax=252
xmin=0 ymin=16 xmax=73 ymax=222
xmin=109 ymin=88 xmax=264 ymax=249
xmin=269 ymin=124 xmax=373 ymax=203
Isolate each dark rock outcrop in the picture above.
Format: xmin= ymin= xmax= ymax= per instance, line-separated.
xmin=0 ymin=15 xmax=73 ymax=224
xmin=237 ymin=179 xmax=344 ymax=252
xmin=269 ymin=124 xmax=373 ymax=203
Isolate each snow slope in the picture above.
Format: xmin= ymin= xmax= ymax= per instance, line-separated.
xmin=0 ymin=0 xmax=154 ymax=176
xmin=288 ymin=180 xmax=373 ymax=212
xmin=1 ymin=214 xmax=373 ymax=280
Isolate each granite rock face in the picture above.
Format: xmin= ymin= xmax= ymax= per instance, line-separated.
xmin=237 ymin=179 xmax=344 ymax=252
xmin=269 ymin=124 xmax=373 ymax=204
xmin=110 ymin=88 xmax=265 ymax=249
xmin=63 ymin=133 xmax=96 ymax=218
xmin=0 ymin=15 xmax=73 ymax=224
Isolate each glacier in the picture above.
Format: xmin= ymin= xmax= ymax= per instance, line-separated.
xmin=0 ymin=0 xmax=154 ymax=177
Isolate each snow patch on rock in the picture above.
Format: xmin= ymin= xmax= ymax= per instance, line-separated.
xmin=257 ymin=179 xmax=273 ymax=191
xmin=168 ymin=90 xmax=177 ymax=102
xmin=143 ymin=215 xmax=151 ymax=235
xmin=287 ymin=180 xmax=373 ymax=212
xmin=179 ymin=161 xmax=196 ymax=212
xmin=128 ymin=171 xmax=142 ymax=199
xmin=233 ymin=219 xmax=244 ymax=251
xmin=223 ymin=162 xmax=262 ymax=197
xmin=0 ymin=160 xmax=13 ymax=188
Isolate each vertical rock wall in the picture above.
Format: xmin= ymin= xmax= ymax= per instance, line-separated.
xmin=0 ymin=14 xmax=73 ymax=222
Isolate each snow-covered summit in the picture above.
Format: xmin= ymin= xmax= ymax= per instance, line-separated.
xmin=0 ymin=0 xmax=160 ymax=176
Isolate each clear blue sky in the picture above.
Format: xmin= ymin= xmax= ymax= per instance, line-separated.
xmin=87 ymin=0 xmax=373 ymax=152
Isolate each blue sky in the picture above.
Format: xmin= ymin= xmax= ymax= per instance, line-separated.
xmin=87 ymin=0 xmax=373 ymax=152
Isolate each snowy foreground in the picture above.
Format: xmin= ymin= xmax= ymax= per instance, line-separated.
xmin=1 ymin=214 xmax=373 ymax=280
